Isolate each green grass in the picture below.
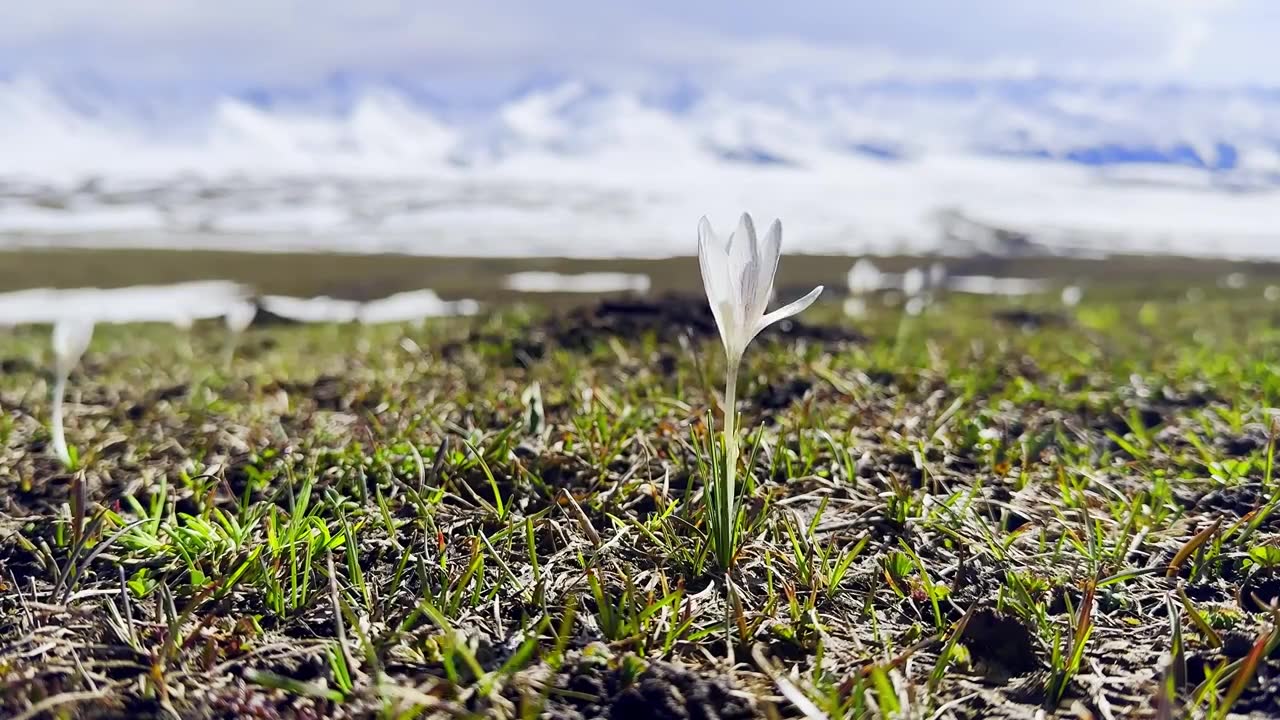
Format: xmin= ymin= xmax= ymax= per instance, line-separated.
xmin=3 ymin=284 xmax=1280 ymax=719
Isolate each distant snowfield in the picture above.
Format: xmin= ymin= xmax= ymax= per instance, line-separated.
xmin=2 ymin=77 xmax=1279 ymax=259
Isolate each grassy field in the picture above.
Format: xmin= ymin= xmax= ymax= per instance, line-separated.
xmin=3 ymin=285 xmax=1280 ymax=719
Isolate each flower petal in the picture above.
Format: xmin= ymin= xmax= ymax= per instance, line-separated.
xmin=697 ymin=216 xmax=731 ymax=349
xmin=53 ymin=318 xmax=94 ymax=376
xmin=727 ymin=213 xmax=761 ymax=328
xmin=753 ymin=218 xmax=782 ymax=319
xmin=753 ymin=285 xmax=824 ymax=339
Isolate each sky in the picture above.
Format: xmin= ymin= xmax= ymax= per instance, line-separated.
xmin=2 ymin=1 xmax=1280 ymax=260
xmin=1 ymin=1 xmax=1277 ymax=96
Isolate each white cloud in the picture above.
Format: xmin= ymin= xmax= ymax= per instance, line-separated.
xmin=0 ymin=1 xmax=1276 ymax=89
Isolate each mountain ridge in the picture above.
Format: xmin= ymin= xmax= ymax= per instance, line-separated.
xmin=4 ymin=74 xmax=1280 ymax=182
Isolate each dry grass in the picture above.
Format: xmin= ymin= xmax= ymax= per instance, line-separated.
xmin=2 ymin=287 xmax=1280 ymax=719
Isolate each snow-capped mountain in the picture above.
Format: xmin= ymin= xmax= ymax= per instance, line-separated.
xmin=2 ymin=75 xmax=1279 ymax=258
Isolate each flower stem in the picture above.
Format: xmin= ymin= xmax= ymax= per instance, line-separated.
xmin=224 ymin=331 xmax=240 ymax=373
xmin=51 ymin=371 xmax=70 ymax=467
xmin=721 ymin=358 xmax=740 ymax=569
xmin=721 ymin=359 xmax=741 ymax=663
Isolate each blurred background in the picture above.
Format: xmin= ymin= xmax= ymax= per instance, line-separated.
xmin=2 ymin=1 xmax=1280 ymax=321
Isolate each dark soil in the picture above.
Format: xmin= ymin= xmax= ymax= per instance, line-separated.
xmin=543 ymin=658 xmax=756 ymax=720
xmin=455 ymin=295 xmax=864 ymax=366
xmin=962 ymin=609 xmax=1042 ymax=680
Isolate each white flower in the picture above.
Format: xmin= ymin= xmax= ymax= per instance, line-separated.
xmin=53 ymin=318 xmax=94 ymax=378
xmin=846 ymin=259 xmax=882 ymax=295
xmin=843 ymin=297 xmax=868 ymax=318
xmin=697 ymin=212 xmax=823 ymax=572
xmin=1061 ymin=285 xmax=1083 ymax=308
xmin=50 ymin=318 xmax=94 ymax=467
xmin=224 ymin=300 xmax=257 ymax=370
xmin=225 ymin=301 xmax=257 ymax=334
xmin=697 ymin=213 xmax=823 ymax=364
xmin=902 ymin=267 xmax=926 ymax=298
